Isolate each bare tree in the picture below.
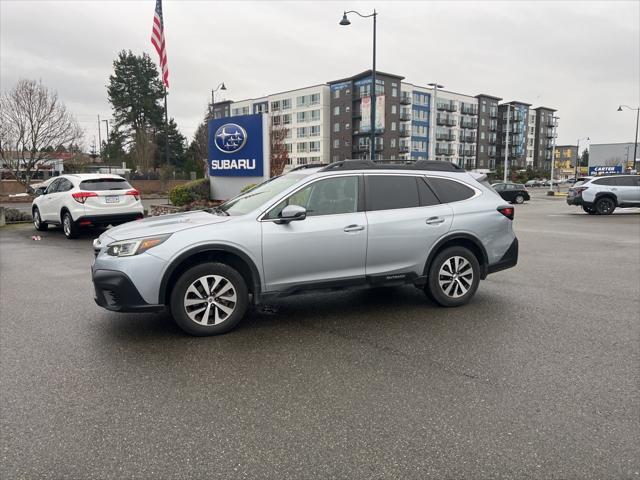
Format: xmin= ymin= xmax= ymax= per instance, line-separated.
xmin=270 ymin=125 xmax=289 ymax=178
xmin=132 ymin=128 xmax=156 ymax=174
xmin=0 ymin=79 xmax=82 ymax=191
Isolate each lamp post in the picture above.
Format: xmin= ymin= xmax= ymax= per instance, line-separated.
xmin=574 ymin=136 xmax=590 ymax=179
xmin=503 ymin=104 xmax=511 ymax=182
xmin=549 ymin=115 xmax=558 ymax=192
xmin=428 ymin=82 xmax=444 ymax=161
xmin=340 ymin=10 xmax=377 ymax=161
xmin=618 ymin=105 xmax=639 ymax=171
xmin=210 ymin=82 xmax=227 ymax=119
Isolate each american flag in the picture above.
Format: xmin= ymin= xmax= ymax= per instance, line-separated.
xmin=151 ymin=0 xmax=169 ymax=88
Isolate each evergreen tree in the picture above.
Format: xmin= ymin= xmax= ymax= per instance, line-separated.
xmin=154 ymin=118 xmax=186 ymax=168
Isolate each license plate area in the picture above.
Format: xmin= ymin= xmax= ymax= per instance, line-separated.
xmin=105 ymin=196 xmax=119 ymax=204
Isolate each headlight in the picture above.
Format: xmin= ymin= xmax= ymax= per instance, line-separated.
xmin=106 ymin=234 xmax=171 ymax=257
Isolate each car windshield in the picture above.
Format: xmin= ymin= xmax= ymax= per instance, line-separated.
xmin=217 ymin=174 xmax=307 ymax=216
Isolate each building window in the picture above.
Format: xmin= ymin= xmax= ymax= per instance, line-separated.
xmin=480 ymin=145 xmax=484 ymax=153
xmin=283 ymin=114 xmax=291 ymax=125
xmin=311 ymin=110 xmax=320 ymax=121
xmin=481 ymin=118 xmax=485 ymax=126
xmin=271 ymin=101 xmax=280 ymax=111
xmin=334 ymin=122 xmax=340 ymax=132
xmin=346 ymin=123 xmax=350 ymax=130
xmin=334 ymin=106 xmax=340 ymax=116
xmin=391 ymin=121 xmax=396 ymax=131
xmin=310 ymin=125 xmax=320 ymax=136
xmin=310 ymin=93 xmax=320 ymax=105
xmin=333 ymin=139 xmax=340 ymax=149
xmin=272 ymin=115 xmax=281 ymax=126
xmin=297 ymin=127 xmax=307 ymax=138
xmin=282 ymin=98 xmax=291 ymax=110
xmin=297 ymin=142 xmax=308 ymax=153
xmin=391 ymin=138 xmax=396 ymax=148
xmin=482 ymin=104 xmax=486 ymax=113
xmin=391 ymin=105 xmax=397 ymax=114
xmin=481 ymin=131 xmax=485 ymax=140
xmin=392 ymin=87 xmax=398 ymax=97
xmin=345 ymin=106 xmax=350 ymax=113
xmin=334 ymin=89 xmax=340 ymax=99
xmin=310 ymin=141 xmax=320 ymax=152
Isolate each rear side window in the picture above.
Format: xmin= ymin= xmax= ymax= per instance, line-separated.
xmin=79 ymin=178 xmax=132 ymax=191
xmin=616 ymin=176 xmax=638 ymax=187
xmin=417 ymin=178 xmax=440 ymax=206
xmin=366 ymin=175 xmax=419 ymax=211
xmin=592 ymin=177 xmax=617 ymax=186
xmin=427 ymin=177 xmax=475 ymax=203
xmin=57 ymin=179 xmax=74 ymax=192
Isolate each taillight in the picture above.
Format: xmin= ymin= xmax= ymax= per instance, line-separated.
xmin=574 ymin=187 xmax=588 ymax=195
xmin=72 ymin=191 xmax=98 ymax=204
xmin=125 ymin=189 xmax=140 ymax=201
xmin=498 ymin=206 xmax=514 ymax=220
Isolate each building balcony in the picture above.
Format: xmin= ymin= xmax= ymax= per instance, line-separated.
xmin=437 ymin=102 xmax=457 ymax=112
xmin=437 ymin=116 xmax=456 ymax=127
xmin=460 ymin=105 xmax=478 ymax=115
xmin=352 ymin=143 xmax=369 ymax=152
xmin=546 ymin=130 xmax=557 ymax=139
xmin=461 ymin=134 xmax=477 ymax=143
xmin=399 ymin=128 xmax=410 ymax=137
xmin=399 ymin=145 xmax=410 ymax=153
xmin=400 ymin=94 xmax=412 ymax=105
xmin=546 ymin=118 xmax=558 ymax=128
xmin=399 ymin=112 xmax=412 ymax=121
xmin=459 ymin=150 xmax=476 ymax=157
xmin=460 ymin=120 xmax=478 ymax=129
xmin=436 ymin=146 xmax=455 ymax=156
xmin=436 ymin=132 xmax=455 ymax=141
xmin=489 ymin=109 xmax=498 ymax=118
xmin=488 ymin=149 xmax=497 ymax=157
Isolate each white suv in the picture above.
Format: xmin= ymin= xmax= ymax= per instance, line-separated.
xmin=567 ymin=174 xmax=640 ymax=214
xmin=32 ymin=174 xmax=144 ymax=238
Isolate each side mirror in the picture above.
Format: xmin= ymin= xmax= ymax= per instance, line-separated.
xmin=276 ymin=204 xmax=306 ymax=224
xmin=35 ymin=187 xmax=46 ymax=196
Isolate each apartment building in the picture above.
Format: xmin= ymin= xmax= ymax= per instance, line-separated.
xmin=213 ymin=70 xmax=558 ymax=172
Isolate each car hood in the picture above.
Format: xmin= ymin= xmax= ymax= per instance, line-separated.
xmin=101 ymin=210 xmax=232 ymax=241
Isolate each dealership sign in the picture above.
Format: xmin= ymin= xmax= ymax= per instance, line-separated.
xmin=589 ymin=165 xmax=623 ymax=175
xmin=208 ymin=114 xmax=265 ymax=177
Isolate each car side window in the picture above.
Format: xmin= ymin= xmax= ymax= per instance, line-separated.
xmin=427 ymin=177 xmax=475 ymax=203
xmin=366 ymin=175 xmax=420 ymax=211
xmin=592 ymin=177 xmax=616 ymax=186
xmin=45 ymin=178 xmax=61 ymax=194
xmin=265 ymin=176 xmax=360 ymax=219
xmin=616 ymin=176 xmax=636 ymax=187
xmin=493 ymin=184 xmax=504 ymax=191
xmin=58 ymin=179 xmax=73 ymax=192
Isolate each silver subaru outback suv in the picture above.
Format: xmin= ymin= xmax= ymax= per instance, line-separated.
xmin=92 ymin=160 xmax=518 ymax=336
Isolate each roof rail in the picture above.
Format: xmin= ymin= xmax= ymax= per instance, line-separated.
xmin=289 ymin=163 xmax=329 ymax=171
xmin=319 ymin=160 xmax=465 ymax=172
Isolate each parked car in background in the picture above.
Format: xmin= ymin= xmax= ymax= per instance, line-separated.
xmin=32 ymin=174 xmax=144 ymax=238
xmin=567 ymin=175 xmax=640 ymax=214
xmin=492 ymin=182 xmax=531 ymax=204
xmin=525 ymin=180 xmax=543 ymax=188
xmin=92 ymin=160 xmax=519 ymax=336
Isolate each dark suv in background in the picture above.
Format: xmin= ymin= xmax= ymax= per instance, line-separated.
xmin=491 ymin=182 xmax=531 ymax=204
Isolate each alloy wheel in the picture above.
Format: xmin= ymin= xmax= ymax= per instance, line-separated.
xmin=63 ymin=215 xmax=71 ymax=236
xmin=33 ymin=210 xmax=40 ymax=229
xmin=438 ymin=256 xmax=474 ymax=299
xmin=596 ymin=198 xmax=615 ymax=215
xmin=183 ymin=275 xmax=237 ymax=326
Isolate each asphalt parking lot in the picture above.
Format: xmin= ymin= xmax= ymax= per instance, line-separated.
xmin=1 ymin=196 xmax=639 ymax=479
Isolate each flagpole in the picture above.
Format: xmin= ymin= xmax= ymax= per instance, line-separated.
xmin=164 ymin=87 xmax=169 ymax=165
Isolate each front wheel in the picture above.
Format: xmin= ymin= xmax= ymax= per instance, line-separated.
xmin=426 ymin=247 xmax=480 ymax=307
xmin=33 ymin=207 xmax=48 ymax=231
xmin=595 ymin=197 xmax=616 ymax=215
xmin=170 ymin=262 xmax=249 ymax=336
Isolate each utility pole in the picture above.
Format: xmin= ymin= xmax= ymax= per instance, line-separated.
xmin=428 ymin=83 xmax=444 ymax=161
xmin=97 ymin=115 xmax=102 ymax=157
xmin=549 ymin=115 xmax=558 ymax=192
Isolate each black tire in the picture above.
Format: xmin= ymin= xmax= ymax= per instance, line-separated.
xmin=514 ymin=194 xmax=525 ymax=204
xmin=61 ymin=211 xmax=79 ymax=239
xmin=170 ymin=262 xmax=248 ymax=336
xmin=595 ymin=197 xmax=616 ymax=215
xmin=582 ymin=205 xmax=597 ymax=215
xmin=32 ymin=207 xmax=48 ymax=231
xmin=426 ymin=246 xmax=480 ymax=307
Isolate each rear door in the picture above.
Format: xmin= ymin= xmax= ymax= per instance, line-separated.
xmin=80 ymin=178 xmax=139 ymax=216
xmin=364 ymin=174 xmax=453 ymax=279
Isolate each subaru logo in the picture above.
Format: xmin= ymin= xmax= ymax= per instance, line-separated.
xmin=214 ymin=123 xmax=247 ymax=153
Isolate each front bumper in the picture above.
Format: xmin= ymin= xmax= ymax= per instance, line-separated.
xmin=487 ymin=238 xmax=518 ymax=275
xmin=93 ymin=269 xmax=164 ymax=313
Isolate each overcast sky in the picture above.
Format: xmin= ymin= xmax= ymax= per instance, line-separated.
xmin=1 ymin=0 xmax=639 ymax=151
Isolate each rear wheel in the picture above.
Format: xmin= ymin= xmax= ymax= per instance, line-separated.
xmin=595 ymin=197 xmax=616 ymax=215
xmin=170 ymin=262 xmax=249 ymax=336
xmin=426 ymin=246 xmax=480 ymax=307
xmin=33 ymin=207 xmax=48 ymax=231
xmin=514 ymin=194 xmax=525 ymax=204
xmin=582 ymin=205 xmax=597 ymax=215
xmin=62 ymin=211 xmax=79 ymax=239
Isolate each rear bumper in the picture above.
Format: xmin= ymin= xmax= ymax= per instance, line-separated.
xmin=77 ymin=212 xmax=143 ymax=227
xmin=487 ymin=238 xmax=518 ymax=275
xmin=566 ymin=196 xmax=585 ymax=206
xmin=93 ymin=269 xmax=164 ymax=313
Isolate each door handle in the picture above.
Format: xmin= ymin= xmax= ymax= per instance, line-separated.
xmin=344 ymin=224 xmax=365 ymax=232
xmin=426 ymin=217 xmax=445 ymax=225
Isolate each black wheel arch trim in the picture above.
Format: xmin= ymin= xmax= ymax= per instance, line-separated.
xmin=423 ymin=232 xmax=490 ymax=280
xmin=594 ymin=192 xmax=618 ymax=205
xmin=158 ymin=244 xmax=262 ymax=304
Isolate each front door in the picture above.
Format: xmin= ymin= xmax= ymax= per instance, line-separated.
xmin=40 ymin=178 xmax=63 ymax=222
xmin=261 ymin=175 xmax=367 ymax=292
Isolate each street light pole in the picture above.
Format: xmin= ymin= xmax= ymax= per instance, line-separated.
xmin=549 ymin=115 xmax=558 ymax=192
xmin=503 ymin=104 xmax=511 ymax=182
xmin=574 ymin=136 xmax=589 ymax=179
xmin=210 ymin=82 xmax=227 ymax=119
xmin=428 ymin=82 xmax=444 ymax=161
xmin=340 ymin=10 xmax=378 ymax=161
xmin=618 ymin=105 xmax=640 ymax=171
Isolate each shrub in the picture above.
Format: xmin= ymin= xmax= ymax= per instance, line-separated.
xmin=169 ymin=178 xmax=209 ymax=207
xmin=4 ymin=208 xmax=32 ymax=223
xmin=240 ymin=183 xmax=257 ymax=194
